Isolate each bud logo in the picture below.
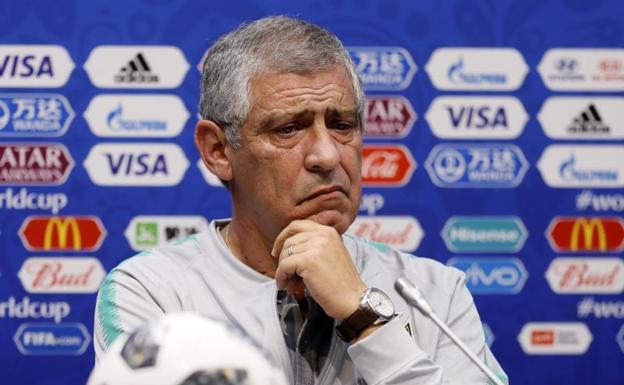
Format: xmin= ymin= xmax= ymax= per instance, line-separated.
xmin=19 ymin=215 xmax=106 ymax=252
xmin=0 ymin=296 xmax=70 ymax=323
xmin=538 ymin=48 xmax=624 ymax=91
xmin=348 ymin=47 xmax=417 ymax=90
xmin=84 ymin=46 xmax=189 ymax=89
xmin=426 ymin=96 xmax=527 ymax=139
xmin=18 ymin=257 xmax=106 ymax=294
xmin=347 ymin=216 xmax=424 ymax=252
xmin=14 ymin=323 xmax=90 ymax=355
xmin=537 ymin=145 xmax=624 ymax=188
xmin=84 ymin=94 xmax=189 ymax=138
xmin=538 ymin=97 xmax=624 ymax=140
xmin=124 ymin=215 xmax=208 ymax=251
xmin=425 ymin=48 xmax=528 ymax=91
xmin=0 ymin=45 xmax=74 ymax=88
xmin=83 ymin=143 xmax=189 ymax=186
xmin=425 ymin=144 xmax=528 ymax=188
xmin=545 ymin=257 xmax=624 ymax=294
xmin=546 ymin=216 xmax=624 ymax=253
xmin=518 ymin=322 xmax=593 ymax=355
xmin=0 ymin=143 xmax=74 ymax=185
xmin=364 ymin=96 xmax=416 ymax=138
xmin=447 ymin=257 xmax=528 ymax=294
xmin=0 ymin=94 xmax=74 ymax=137
xmin=361 ymin=145 xmax=416 ymax=187
xmin=441 ymin=216 xmax=527 ymax=253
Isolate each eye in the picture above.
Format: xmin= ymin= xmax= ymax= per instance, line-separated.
xmin=275 ymin=124 xmax=297 ymax=136
xmin=334 ymin=122 xmax=354 ymax=131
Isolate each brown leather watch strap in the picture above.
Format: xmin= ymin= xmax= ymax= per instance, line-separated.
xmin=336 ymin=305 xmax=379 ymax=343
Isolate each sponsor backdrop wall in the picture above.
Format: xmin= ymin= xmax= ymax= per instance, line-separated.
xmin=0 ymin=0 xmax=622 ymax=384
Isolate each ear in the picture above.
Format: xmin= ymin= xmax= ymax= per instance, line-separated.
xmin=194 ymin=120 xmax=233 ymax=182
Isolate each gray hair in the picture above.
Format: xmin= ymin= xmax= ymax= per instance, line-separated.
xmin=199 ymin=15 xmax=364 ymax=149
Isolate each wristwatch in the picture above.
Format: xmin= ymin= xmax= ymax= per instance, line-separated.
xmin=336 ymin=287 xmax=395 ymax=343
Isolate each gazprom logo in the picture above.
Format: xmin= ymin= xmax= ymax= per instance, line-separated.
xmin=447 ymin=257 xmax=528 ymax=294
xmin=84 ymin=94 xmax=188 ymax=138
xmin=441 ymin=216 xmax=528 ymax=253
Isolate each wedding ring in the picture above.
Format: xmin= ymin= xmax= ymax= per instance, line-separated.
xmin=287 ymin=245 xmax=294 ymax=257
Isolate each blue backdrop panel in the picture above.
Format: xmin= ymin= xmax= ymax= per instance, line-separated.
xmin=0 ymin=0 xmax=623 ymax=384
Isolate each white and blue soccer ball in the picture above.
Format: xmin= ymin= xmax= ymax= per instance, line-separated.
xmin=87 ymin=313 xmax=287 ymax=385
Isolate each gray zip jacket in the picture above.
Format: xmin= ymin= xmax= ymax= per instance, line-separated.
xmin=94 ymin=220 xmax=508 ymax=385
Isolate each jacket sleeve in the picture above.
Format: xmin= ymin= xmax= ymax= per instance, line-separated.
xmin=93 ymin=262 xmax=167 ymax=362
xmin=346 ymin=271 xmax=508 ymax=385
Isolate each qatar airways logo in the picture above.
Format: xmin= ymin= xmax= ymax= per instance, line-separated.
xmin=545 ymin=257 xmax=624 ymax=294
xmin=361 ymin=145 xmax=416 ymax=187
xmin=347 ymin=216 xmax=424 ymax=252
xmin=18 ymin=257 xmax=106 ymax=294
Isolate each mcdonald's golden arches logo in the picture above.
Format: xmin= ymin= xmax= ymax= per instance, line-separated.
xmin=546 ymin=216 xmax=624 ymax=253
xmin=19 ymin=215 xmax=106 ymax=252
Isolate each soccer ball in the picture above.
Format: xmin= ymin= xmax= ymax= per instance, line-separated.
xmin=87 ymin=313 xmax=288 ymax=385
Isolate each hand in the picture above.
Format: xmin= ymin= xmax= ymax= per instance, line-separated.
xmin=271 ymin=219 xmax=367 ymax=320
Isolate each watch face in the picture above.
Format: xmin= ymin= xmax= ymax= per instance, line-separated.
xmin=367 ymin=289 xmax=395 ymax=318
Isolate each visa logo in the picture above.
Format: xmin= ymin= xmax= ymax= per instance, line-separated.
xmin=106 ymin=152 xmax=168 ymax=176
xmin=447 ymin=106 xmax=508 ymax=129
xmin=447 ymin=257 xmax=528 ymax=294
xmin=0 ymin=55 xmax=53 ymax=78
xmin=83 ymin=143 xmax=189 ymax=186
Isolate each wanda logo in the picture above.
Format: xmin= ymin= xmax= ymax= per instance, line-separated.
xmin=361 ymin=145 xmax=416 ymax=186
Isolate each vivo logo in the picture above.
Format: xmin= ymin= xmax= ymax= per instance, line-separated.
xmin=447 ymin=257 xmax=528 ymax=294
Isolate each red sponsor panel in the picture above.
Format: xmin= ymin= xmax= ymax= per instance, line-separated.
xmin=364 ymin=96 xmax=415 ymax=138
xmin=531 ymin=330 xmax=554 ymax=345
xmin=361 ymin=145 xmax=416 ymax=187
xmin=546 ymin=216 xmax=624 ymax=253
xmin=19 ymin=216 xmax=106 ymax=252
xmin=0 ymin=143 xmax=74 ymax=185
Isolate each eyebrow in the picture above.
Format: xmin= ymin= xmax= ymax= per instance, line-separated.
xmin=258 ymin=108 xmax=359 ymax=130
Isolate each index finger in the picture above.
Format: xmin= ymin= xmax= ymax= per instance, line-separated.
xmin=271 ymin=219 xmax=322 ymax=257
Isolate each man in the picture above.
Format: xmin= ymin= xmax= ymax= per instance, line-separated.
xmin=94 ymin=16 xmax=507 ymax=385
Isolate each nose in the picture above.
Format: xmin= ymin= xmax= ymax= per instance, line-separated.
xmin=303 ymin=124 xmax=341 ymax=173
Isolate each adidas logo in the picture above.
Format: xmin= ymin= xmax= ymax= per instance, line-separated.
xmin=114 ymin=53 xmax=159 ymax=83
xmin=567 ymin=104 xmax=610 ymax=134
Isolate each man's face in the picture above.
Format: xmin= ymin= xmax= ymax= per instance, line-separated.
xmin=227 ymin=66 xmax=362 ymax=238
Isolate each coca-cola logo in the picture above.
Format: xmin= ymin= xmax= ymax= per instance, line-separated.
xmin=361 ymin=145 xmax=416 ymax=186
xmin=18 ymin=257 xmax=106 ymax=293
xmin=545 ymin=257 xmax=624 ymax=294
xmin=347 ymin=216 xmax=424 ymax=252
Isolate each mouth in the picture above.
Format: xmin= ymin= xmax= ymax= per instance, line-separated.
xmin=301 ymin=185 xmax=347 ymax=203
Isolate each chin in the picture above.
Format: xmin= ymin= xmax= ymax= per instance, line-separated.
xmin=306 ymin=210 xmax=355 ymax=234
